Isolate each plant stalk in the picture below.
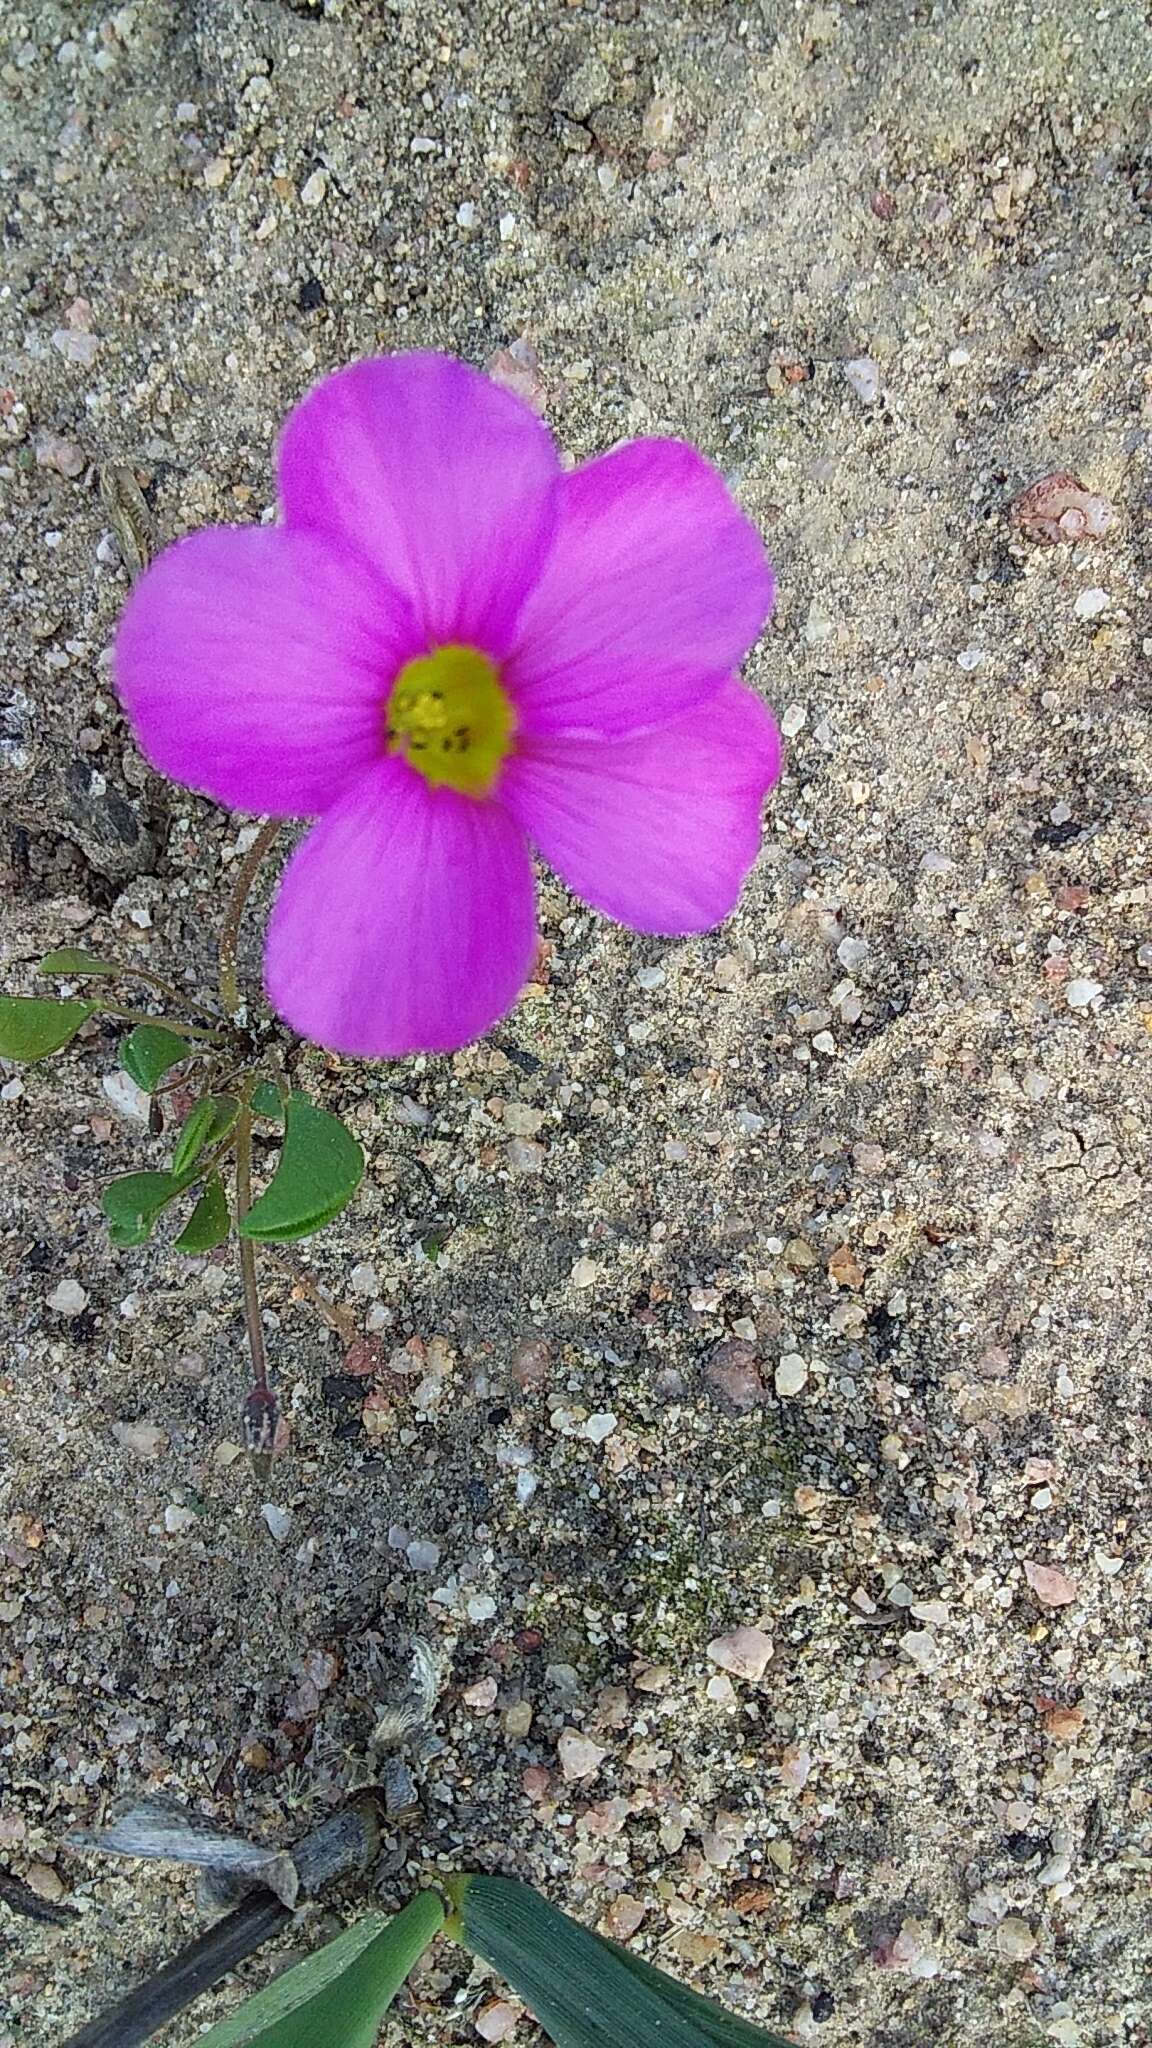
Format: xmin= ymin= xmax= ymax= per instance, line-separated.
xmin=218 ymin=819 xmax=282 ymax=1018
xmin=232 ymin=1104 xmax=268 ymax=1394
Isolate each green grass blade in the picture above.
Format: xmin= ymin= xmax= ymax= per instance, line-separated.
xmin=449 ymin=1875 xmax=793 ymax=2048
xmin=194 ymin=1892 xmax=444 ymax=2048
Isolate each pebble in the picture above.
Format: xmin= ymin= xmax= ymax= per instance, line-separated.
xmin=467 ymin=1593 xmax=498 ymax=1623
xmin=349 ymin=1261 xmax=378 ymax=1296
xmin=704 ymin=1340 xmax=766 ymax=1413
xmin=603 ymin=1894 xmax=646 ymax=1939
xmin=164 ymin=1504 xmax=198 ymax=1536
xmin=503 ymin=1699 xmax=534 ymax=1739
xmin=47 ymin=1278 xmax=88 ymax=1316
xmin=260 ymin=1504 xmax=293 ymax=1544
xmin=804 ymin=599 xmax=835 ymax=645
xmin=406 ymin=1538 xmax=441 ymax=1571
xmin=463 ymin=1676 xmax=499 ymax=1711
xmin=202 ymin=155 xmax=231 ymax=189
xmin=456 ymin=200 xmax=478 ymax=229
xmin=705 ymin=1672 xmax=737 ymax=1705
xmin=843 ymin=356 xmax=881 ymax=404
xmin=475 ymin=2002 xmax=521 ymax=2043
xmin=899 ymin=1629 xmax=939 ymax=1674
xmin=837 ymin=936 xmax=869 ymax=970
xmin=34 ymin=429 xmax=85 ymax=477
xmin=509 ymin=1337 xmax=551 ymax=1391
xmin=571 ymin=1257 xmax=599 ymax=1289
xmin=1012 ymin=472 xmax=1115 ymax=544
xmin=507 ymin=1138 xmax=544 ymax=1174
xmin=1073 ymin=587 xmax=1109 ymax=619
xmin=706 ymin=1625 xmax=772 ymax=1681
xmin=112 ymin=1420 xmax=168 ymax=1459
xmin=781 ymin=702 xmax=807 ymax=736
xmin=486 ymin=339 xmax=547 ymax=416
xmin=635 ymin=964 xmax=666 ymax=990
xmin=1065 ymin=978 xmax=1102 ymax=1011
xmin=300 ymin=169 xmax=328 ymax=207
xmin=24 ymin=1862 xmax=65 ymax=1904
xmin=582 ymin=1412 xmax=617 ymax=1444
xmin=957 ymin=646 xmax=985 ymax=671
xmin=102 ymin=1070 xmax=150 ymax=1122
xmin=557 ymin=1729 xmax=607 ymax=1781
xmin=995 ymin=1916 xmax=1036 ymax=1961
xmin=1024 ymin=1560 xmax=1078 ymax=1607
xmin=775 ymin=1353 xmax=808 ymax=1397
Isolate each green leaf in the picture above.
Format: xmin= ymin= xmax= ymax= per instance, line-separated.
xmin=193 ymin=1892 xmax=444 ymax=2048
xmin=39 ymin=947 xmax=122 ymax=978
xmin=174 ymin=1175 xmax=230 ymax=1253
xmin=251 ymin=1081 xmax=285 ymax=1124
xmin=0 ymin=995 xmax=95 ymax=1062
xmin=447 ymin=1875 xmax=793 ymax=2048
xmin=120 ymin=1023 xmax=190 ymax=1092
xmin=171 ymin=1094 xmax=239 ymax=1177
xmin=240 ymin=1092 xmax=364 ymax=1243
xmin=102 ymin=1171 xmax=181 ymax=1249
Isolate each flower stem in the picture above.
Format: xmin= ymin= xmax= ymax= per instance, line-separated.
xmin=218 ymin=820 xmax=282 ymax=1019
xmin=232 ymin=1103 xmax=268 ymax=1395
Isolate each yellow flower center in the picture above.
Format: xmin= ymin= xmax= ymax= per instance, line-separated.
xmin=386 ymin=644 xmax=515 ymax=798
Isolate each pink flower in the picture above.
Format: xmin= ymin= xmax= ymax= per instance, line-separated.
xmin=116 ymin=353 xmax=779 ymax=1056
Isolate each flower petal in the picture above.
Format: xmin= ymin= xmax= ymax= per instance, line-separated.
xmin=277 ymin=352 xmax=561 ymax=656
xmin=507 ymin=439 xmax=774 ymax=738
xmin=115 ymin=526 xmax=418 ymax=815
xmin=264 ymin=757 xmax=538 ymax=1057
xmin=502 ymin=680 xmax=782 ymax=933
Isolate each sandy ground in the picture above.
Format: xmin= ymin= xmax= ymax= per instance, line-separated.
xmin=2 ymin=1 xmax=1151 ymax=2043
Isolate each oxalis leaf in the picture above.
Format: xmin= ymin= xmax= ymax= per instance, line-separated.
xmin=240 ymin=1091 xmax=364 ymax=1243
xmin=0 ymin=996 xmax=95 ymax=1062
xmin=446 ymin=1875 xmax=794 ymax=2048
xmin=120 ymin=1023 xmax=191 ymax=1092
xmin=171 ymin=1094 xmax=239 ymax=1178
xmin=174 ymin=1175 xmax=231 ymax=1254
xmin=102 ymin=1171 xmax=182 ymax=1249
xmin=192 ymin=1891 xmax=444 ymax=2048
xmin=39 ymin=947 xmax=122 ymax=978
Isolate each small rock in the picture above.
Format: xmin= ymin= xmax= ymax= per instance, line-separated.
xmin=1024 ymin=1560 xmax=1078 ymax=1607
xmin=804 ymin=599 xmax=835 ymax=645
xmin=603 ymin=1893 xmax=646 ymax=1939
xmin=1011 ymin=472 xmax=1115 ymax=544
xmin=1065 ymin=978 xmax=1102 ymax=1011
xmin=102 ymin=1069 xmax=150 ymax=1122
xmin=843 ymin=356 xmax=881 ymax=404
xmin=781 ymin=701 xmax=807 ymax=737
xmin=583 ymin=1411 xmax=617 ymax=1443
xmin=406 ymin=1538 xmax=441 ymax=1571
xmin=837 ymin=936 xmax=869 ymax=970
xmin=260 ymin=1504 xmax=293 ymax=1544
xmin=24 ymin=1862 xmax=65 ymax=1904
xmin=112 ymin=1420 xmax=168 ymax=1460
xmin=475 ymin=2001 xmax=522 ymax=2043
xmin=510 ymin=1336 xmax=551 ymax=1388
xmin=34 ymin=430 xmax=85 ymax=478
xmin=704 ymin=1340 xmax=766 ymax=1413
xmin=707 ymin=1625 xmax=772 ymax=1681
xmin=899 ymin=1629 xmax=939 ymax=1673
xmin=502 ymin=1699 xmax=534 ymax=1739
xmin=571 ymin=1257 xmax=599 ymax=1290
xmin=640 ymin=95 xmax=677 ymax=150
xmin=995 ymin=1916 xmax=1036 ymax=1961
xmin=349 ymin=1261 xmax=378 ymax=1296
xmin=775 ymin=1353 xmax=808 ymax=1397
xmin=164 ymin=1504 xmax=198 ymax=1536
xmin=47 ymin=1278 xmax=88 ymax=1316
xmin=1073 ymin=586 xmax=1109 ymax=620
xmin=557 ymin=1728 xmax=607 ymax=1782
xmin=463 ymin=1676 xmax=499 ymax=1711
xmin=706 ymin=1672 xmax=737 ymax=1705
xmin=467 ymin=1593 xmax=498 ymax=1623
xmin=486 ymin=338 xmax=547 ymax=416
xmin=300 ymin=169 xmax=328 ymax=208
xmin=507 ymin=1138 xmax=545 ymax=1174
xmin=779 ymin=1744 xmax=812 ymax=1789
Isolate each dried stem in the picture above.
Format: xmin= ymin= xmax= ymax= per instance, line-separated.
xmin=260 ymin=1245 xmax=360 ymax=1343
xmin=99 ymin=1002 xmax=228 ymax=1046
xmin=218 ymin=819 xmax=282 ymax=1018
